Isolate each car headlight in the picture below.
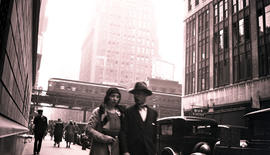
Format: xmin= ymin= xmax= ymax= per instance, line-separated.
xmin=199 ymin=144 xmax=211 ymax=153
xmin=240 ymin=140 xmax=248 ymax=148
xmin=193 ymin=142 xmax=211 ymax=154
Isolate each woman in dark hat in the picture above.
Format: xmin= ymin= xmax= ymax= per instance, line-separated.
xmin=86 ymin=87 xmax=125 ymax=155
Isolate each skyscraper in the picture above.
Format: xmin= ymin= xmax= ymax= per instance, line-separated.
xmin=80 ymin=0 xmax=158 ymax=87
xmin=183 ymin=0 xmax=270 ymax=126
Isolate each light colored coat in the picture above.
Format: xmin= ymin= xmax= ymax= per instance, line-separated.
xmin=87 ymin=107 xmax=121 ymax=155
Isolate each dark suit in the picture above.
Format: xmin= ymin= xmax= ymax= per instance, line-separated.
xmin=120 ymin=105 xmax=158 ymax=155
xmin=33 ymin=115 xmax=48 ymax=154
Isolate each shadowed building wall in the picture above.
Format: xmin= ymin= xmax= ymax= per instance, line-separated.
xmin=0 ymin=0 xmax=40 ymax=154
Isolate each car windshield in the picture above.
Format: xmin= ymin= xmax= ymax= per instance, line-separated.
xmin=161 ymin=124 xmax=173 ymax=136
xmin=185 ymin=124 xmax=214 ymax=136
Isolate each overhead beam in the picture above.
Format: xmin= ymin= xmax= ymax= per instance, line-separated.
xmin=31 ymin=94 xmax=103 ymax=109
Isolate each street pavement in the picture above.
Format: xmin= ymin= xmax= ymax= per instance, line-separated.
xmin=22 ymin=136 xmax=89 ymax=155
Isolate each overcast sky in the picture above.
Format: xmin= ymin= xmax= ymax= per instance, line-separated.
xmin=38 ymin=0 xmax=185 ymax=90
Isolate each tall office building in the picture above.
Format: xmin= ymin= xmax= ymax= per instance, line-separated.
xmin=183 ymin=0 xmax=270 ymax=126
xmin=80 ymin=0 xmax=158 ymax=87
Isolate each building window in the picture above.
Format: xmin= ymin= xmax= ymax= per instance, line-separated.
xmin=225 ymin=0 xmax=228 ymax=18
xmin=238 ymin=0 xmax=244 ymax=11
xmin=197 ymin=7 xmax=210 ymax=92
xmin=214 ymin=0 xmax=228 ymax=24
xmin=215 ymin=4 xmax=218 ymax=24
xmin=219 ymin=1 xmax=224 ymax=22
xmin=214 ymin=27 xmax=230 ymax=87
xmin=266 ymin=5 xmax=270 ymax=32
xmin=196 ymin=0 xmax=199 ymax=6
xmin=239 ymin=19 xmax=245 ymax=44
xmin=188 ymin=0 xmax=192 ymax=11
xmin=185 ymin=16 xmax=196 ymax=95
xmin=233 ymin=0 xmax=249 ymax=13
xmin=60 ymin=86 xmax=65 ymax=90
xmin=257 ymin=2 xmax=270 ymax=76
xmin=219 ymin=29 xmax=224 ymax=49
xmin=213 ymin=1 xmax=229 ymax=88
xmin=232 ymin=4 xmax=252 ymax=83
xmin=233 ymin=0 xmax=237 ymax=14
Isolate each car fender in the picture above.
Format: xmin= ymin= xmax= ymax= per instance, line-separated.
xmin=192 ymin=142 xmax=211 ymax=155
xmin=161 ymin=147 xmax=180 ymax=155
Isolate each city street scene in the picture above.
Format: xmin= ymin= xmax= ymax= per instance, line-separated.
xmin=0 ymin=0 xmax=269 ymax=155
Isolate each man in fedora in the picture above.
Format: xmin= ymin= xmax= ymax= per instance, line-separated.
xmin=33 ymin=109 xmax=48 ymax=155
xmin=120 ymin=82 xmax=158 ymax=155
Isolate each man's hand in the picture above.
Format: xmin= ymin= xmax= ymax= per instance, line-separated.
xmin=123 ymin=153 xmax=130 ymax=155
xmin=103 ymin=135 xmax=116 ymax=144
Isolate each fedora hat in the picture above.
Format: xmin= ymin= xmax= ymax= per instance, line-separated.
xmin=129 ymin=82 xmax=152 ymax=96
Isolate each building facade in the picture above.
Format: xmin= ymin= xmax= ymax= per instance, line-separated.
xmin=147 ymin=77 xmax=182 ymax=117
xmin=0 ymin=0 xmax=40 ymax=154
xmin=79 ymin=0 xmax=159 ymax=88
xmin=147 ymin=77 xmax=182 ymax=95
xmin=183 ymin=0 xmax=270 ymax=126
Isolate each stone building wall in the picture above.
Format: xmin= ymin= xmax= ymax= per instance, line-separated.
xmin=0 ymin=0 xmax=40 ymax=154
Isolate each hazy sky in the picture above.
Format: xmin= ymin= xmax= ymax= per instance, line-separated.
xmin=38 ymin=0 xmax=185 ymax=90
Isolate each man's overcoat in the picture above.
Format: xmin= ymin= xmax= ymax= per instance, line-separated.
xmin=120 ymin=105 xmax=158 ymax=155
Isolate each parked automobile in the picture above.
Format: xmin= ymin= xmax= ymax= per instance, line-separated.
xmin=213 ymin=108 xmax=270 ymax=155
xmin=157 ymin=116 xmax=219 ymax=155
xmin=215 ymin=124 xmax=248 ymax=148
xmin=75 ymin=122 xmax=92 ymax=148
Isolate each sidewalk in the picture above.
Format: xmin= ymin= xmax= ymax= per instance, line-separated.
xmin=22 ymin=136 xmax=89 ymax=155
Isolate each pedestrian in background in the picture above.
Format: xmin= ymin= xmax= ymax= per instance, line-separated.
xmin=73 ymin=122 xmax=79 ymax=144
xmin=64 ymin=120 xmax=75 ymax=148
xmin=120 ymin=82 xmax=158 ymax=155
xmin=33 ymin=109 xmax=48 ymax=155
xmin=86 ymin=87 xmax=125 ymax=155
xmin=48 ymin=120 xmax=54 ymax=140
xmin=54 ymin=118 xmax=64 ymax=147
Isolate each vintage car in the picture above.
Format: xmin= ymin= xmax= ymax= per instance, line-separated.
xmin=157 ymin=116 xmax=219 ymax=155
xmin=75 ymin=122 xmax=91 ymax=148
xmin=213 ymin=108 xmax=270 ymax=155
xmin=215 ymin=124 xmax=248 ymax=148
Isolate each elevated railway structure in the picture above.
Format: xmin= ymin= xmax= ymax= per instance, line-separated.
xmin=31 ymin=78 xmax=182 ymax=121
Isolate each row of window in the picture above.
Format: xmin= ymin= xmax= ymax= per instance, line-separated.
xmin=185 ymin=16 xmax=196 ymax=94
xmin=198 ymin=7 xmax=210 ymax=92
xmin=214 ymin=0 xmax=230 ymax=87
xmin=108 ymin=37 xmax=155 ymax=48
xmin=257 ymin=0 xmax=270 ymax=76
xmin=188 ymin=0 xmax=205 ymax=11
xmin=188 ymin=0 xmax=249 ymax=12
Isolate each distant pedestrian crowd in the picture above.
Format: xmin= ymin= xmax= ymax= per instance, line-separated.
xmin=47 ymin=119 xmax=90 ymax=149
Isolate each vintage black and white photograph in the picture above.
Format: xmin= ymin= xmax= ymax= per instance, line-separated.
xmin=0 ymin=0 xmax=269 ymax=155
